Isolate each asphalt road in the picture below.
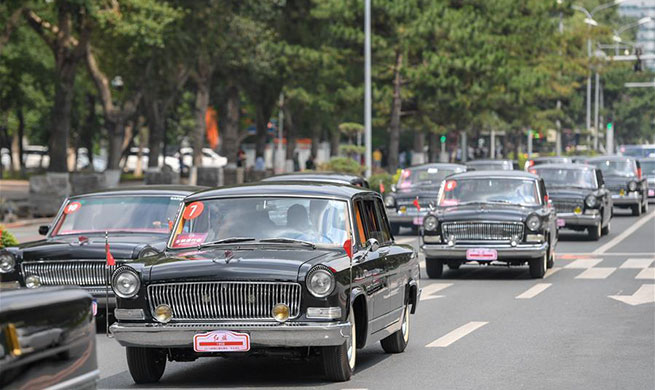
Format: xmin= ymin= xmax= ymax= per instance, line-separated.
xmin=11 ymin=207 xmax=655 ymax=389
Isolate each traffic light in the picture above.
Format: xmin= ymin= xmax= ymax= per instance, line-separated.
xmin=440 ymin=135 xmax=446 ymax=143
xmin=607 ymin=122 xmax=613 ymax=131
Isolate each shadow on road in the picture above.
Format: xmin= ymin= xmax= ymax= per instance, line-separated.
xmin=436 ymin=265 xmax=535 ymax=281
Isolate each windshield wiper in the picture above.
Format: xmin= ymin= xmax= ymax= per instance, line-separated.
xmin=198 ymin=237 xmax=256 ymax=248
xmin=259 ymin=238 xmax=316 ymax=248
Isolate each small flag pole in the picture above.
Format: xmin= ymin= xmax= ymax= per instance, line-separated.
xmin=105 ymin=231 xmax=110 ymax=337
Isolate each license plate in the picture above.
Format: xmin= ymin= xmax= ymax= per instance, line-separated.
xmin=649 ymin=189 xmax=654 ymax=197
xmin=466 ymin=248 xmax=498 ymax=261
xmin=557 ymin=218 xmax=566 ymax=227
xmin=399 ymin=206 xmax=407 ymax=213
xmin=413 ymin=217 xmax=424 ymax=225
xmin=619 ymin=189 xmax=625 ymax=196
xmin=194 ymin=331 xmax=250 ymax=353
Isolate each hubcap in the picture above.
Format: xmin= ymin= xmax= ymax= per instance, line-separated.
xmin=347 ymin=310 xmax=356 ymax=369
xmin=401 ymin=305 xmax=410 ymax=343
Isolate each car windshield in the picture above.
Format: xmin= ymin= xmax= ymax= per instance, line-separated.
xmin=170 ymin=197 xmax=350 ymax=248
xmin=398 ymin=167 xmax=463 ymax=189
xmin=439 ymin=178 xmax=540 ymax=206
xmin=52 ymin=195 xmax=182 ymax=236
xmin=590 ymin=160 xmax=635 ymax=177
xmin=641 ymin=161 xmax=655 ymax=176
xmin=533 ymin=168 xmax=596 ymax=189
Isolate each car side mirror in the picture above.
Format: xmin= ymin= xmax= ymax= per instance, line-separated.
xmin=38 ymin=225 xmax=49 ymax=236
xmin=365 ymin=238 xmax=380 ymax=253
xmin=391 ymin=184 xmax=397 ymax=192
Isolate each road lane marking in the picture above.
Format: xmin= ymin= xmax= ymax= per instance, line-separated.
xmin=516 ymin=283 xmax=552 ymax=299
xmin=544 ymin=267 xmax=561 ymax=279
xmin=575 ymin=267 xmax=616 ymax=279
xmin=564 ymin=259 xmax=602 ymax=269
xmin=609 ymin=284 xmax=655 ymax=306
xmin=558 ymin=252 xmax=655 ymax=257
xmin=620 ymin=259 xmax=654 ymax=269
xmin=420 ymin=283 xmax=453 ymax=301
xmin=396 ymin=237 xmax=416 ymax=245
xmin=592 ymin=210 xmax=655 ymax=255
xmin=635 ymin=268 xmax=655 ymax=280
xmin=426 ymin=321 xmax=488 ymax=348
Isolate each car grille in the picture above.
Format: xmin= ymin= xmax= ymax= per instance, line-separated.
xmin=606 ymin=184 xmax=625 ymax=192
xmin=147 ymin=281 xmax=302 ymax=321
xmin=22 ymin=261 xmax=122 ymax=286
xmin=552 ymin=199 xmax=583 ymax=214
xmin=442 ymin=222 xmax=524 ymax=241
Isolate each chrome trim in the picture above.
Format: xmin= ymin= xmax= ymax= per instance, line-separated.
xmin=552 ymin=199 xmax=584 ymax=214
xmin=147 ymin=281 xmax=302 ymax=321
xmin=21 ymin=260 xmax=123 ymax=286
xmin=441 ymin=221 xmax=524 ymax=242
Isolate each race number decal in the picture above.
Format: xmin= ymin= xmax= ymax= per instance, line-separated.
xmin=183 ymin=201 xmax=205 ymax=220
xmin=193 ymin=331 xmax=250 ymax=352
xmin=64 ymin=201 xmax=82 ymax=214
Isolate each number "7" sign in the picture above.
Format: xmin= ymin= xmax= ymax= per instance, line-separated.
xmin=183 ymin=201 xmax=204 ymax=220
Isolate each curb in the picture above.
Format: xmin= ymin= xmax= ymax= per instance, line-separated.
xmin=2 ymin=218 xmax=51 ymax=229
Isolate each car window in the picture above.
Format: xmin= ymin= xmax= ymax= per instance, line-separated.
xmin=354 ymin=199 xmax=388 ymax=245
xmin=373 ymin=198 xmax=392 ymax=243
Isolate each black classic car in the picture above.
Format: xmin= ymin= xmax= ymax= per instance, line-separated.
xmin=524 ymin=156 xmax=572 ymax=171
xmin=465 ymin=159 xmax=515 ymax=171
xmin=420 ymin=171 xmax=557 ymax=279
xmin=263 ymin=172 xmax=370 ymax=188
xmin=532 ymin=164 xmax=612 ymax=240
xmin=0 ymin=186 xmax=203 ymax=313
xmin=639 ymin=157 xmax=655 ymax=202
xmin=587 ymin=156 xmax=649 ymax=216
xmin=109 ymin=182 xmax=420 ymax=384
xmin=0 ymin=287 xmax=98 ymax=390
xmin=384 ymin=163 xmax=466 ymax=234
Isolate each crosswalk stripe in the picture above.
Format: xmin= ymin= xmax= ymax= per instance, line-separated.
xmin=516 ymin=283 xmax=552 ymax=299
xmin=544 ymin=267 xmax=561 ymax=279
xmin=564 ymin=259 xmax=603 ymax=269
xmin=620 ymin=259 xmax=654 ymax=269
xmin=575 ymin=267 xmax=616 ymax=279
xmin=420 ymin=283 xmax=453 ymax=301
xmin=635 ymin=268 xmax=655 ymax=280
xmin=396 ymin=237 xmax=416 ymax=245
xmin=426 ymin=321 xmax=488 ymax=348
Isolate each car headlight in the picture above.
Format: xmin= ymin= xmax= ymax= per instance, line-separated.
xmin=384 ymin=195 xmax=395 ymax=208
xmin=423 ymin=215 xmax=438 ymax=232
xmin=628 ymin=181 xmax=637 ymax=191
xmin=306 ymin=266 xmax=335 ymax=298
xmin=0 ymin=253 xmax=15 ymax=273
xmin=111 ymin=268 xmax=140 ymax=299
xmin=526 ymin=214 xmax=541 ymax=232
xmin=585 ymin=194 xmax=598 ymax=208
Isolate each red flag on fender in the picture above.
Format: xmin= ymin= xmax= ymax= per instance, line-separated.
xmin=379 ymin=181 xmax=385 ymax=193
xmin=343 ymin=238 xmax=353 ymax=260
xmin=105 ymin=233 xmax=115 ymax=267
xmin=413 ymin=196 xmax=421 ymax=212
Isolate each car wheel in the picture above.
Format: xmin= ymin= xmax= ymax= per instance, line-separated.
xmin=323 ymin=307 xmax=356 ymax=382
xmin=425 ymin=258 xmax=443 ymax=279
xmin=632 ymin=204 xmax=642 ymax=216
xmin=588 ymin=223 xmax=601 ymax=241
xmin=380 ymin=302 xmax=410 ymax=353
xmin=601 ymin=221 xmax=610 ymax=236
xmin=447 ymin=262 xmax=461 ymax=270
xmin=126 ymin=347 xmax=166 ymax=384
xmin=529 ymin=253 xmax=547 ymax=278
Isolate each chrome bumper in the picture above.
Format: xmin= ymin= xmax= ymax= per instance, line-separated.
xmin=612 ymin=193 xmax=640 ymax=206
xmin=557 ymin=212 xmax=600 ymax=227
xmin=422 ymin=242 xmax=548 ymax=260
xmin=110 ymin=321 xmax=351 ymax=348
xmin=387 ymin=210 xmax=427 ymax=225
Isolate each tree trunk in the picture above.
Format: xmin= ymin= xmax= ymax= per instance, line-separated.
xmin=48 ymin=61 xmax=77 ymax=172
xmin=106 ymin=119 xmax=126 ymax=170
xmin=193 ymin=81 xmax=210 ymax=167
xmin=17 ymin=107 xmax=25 ymax=176
xmin=311 ymin=123 xmax=321 ymax=159
xmin=222 ymin=85 xmax=240 ymax=167
xmin=146 ymin=101 xmax=164 ymax=169
xmin=254 ymin=104 xmax=271 ymax=158
xmin=387 ymin=51 xmax=403 ymax=172
xmin=413 ymin=129 xmax=424 ymax=165
xmin=330 ymin=127 xmax=340 ymax=157
xmin=285 ymin=107 xmax=296 ymax=161
xmin=83 ymin=93 xmax=95 ymax=169
xmin=428 ymin=131 xmax=438 ymax=163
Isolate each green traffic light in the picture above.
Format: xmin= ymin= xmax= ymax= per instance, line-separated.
xmin=607 ymin=122 xmax=613 ymax=130
xmin=440 ymin=135 xmax=446 ymax=143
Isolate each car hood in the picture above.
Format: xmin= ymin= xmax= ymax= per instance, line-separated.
xmin=13 ymin=234 xmax=167 ymax=261
xmin=143 ymin=247 xmax=339 ymax=283
xmin=438 ymin=203 xmax=535 ymax=223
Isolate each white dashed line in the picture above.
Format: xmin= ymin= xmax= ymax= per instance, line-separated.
xmin=635 ymin=268 xmax=655 ymax=280
xmin=426 ymin=321 xmax=488 ymax=348
xmin=420 ymin=283 xmax=453 ymax=301
xmin=544 ymin=267 xmax=561 ymax=279
xmin=516 ymin=283 xmax=552 ymax=299
xmin=575 ymin=267 xmax=616 ymax=279
xmin=396 ymin=237 xmax=417 ymax=245
xmin=620 ymin=259 xmax=655 ymax=269
xmin=592 ymin=210 xmax=655 ymax=254
xmin=564 ymin=259 xmax=603 ymax=269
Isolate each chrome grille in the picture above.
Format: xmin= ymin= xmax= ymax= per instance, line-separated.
xmin=148 ymin=281 xmax=302 ymax=321
xmin=442 ymin=222 xmax=523 ymax=241
xmin=22 ymin=261 xmax=121 ymax=286
xmin=552 ymin=199 xmax=583 ymax=214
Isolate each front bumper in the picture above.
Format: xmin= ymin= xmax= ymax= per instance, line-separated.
xmin=387 ymin=209 xmax=427 ymax=226
xmin=110 ymin=321 xmax=351 ymax=348
xmin=557 ymin=212 xmax=600 ymax=227
xmin=422 ymin=242 xmax=548 ymax=260
xmin=611 ymin=192 xmax=640 ymax=206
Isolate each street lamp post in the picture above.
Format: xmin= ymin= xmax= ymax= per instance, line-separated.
xmin=364 ymin=0 xmax=372 ymax=178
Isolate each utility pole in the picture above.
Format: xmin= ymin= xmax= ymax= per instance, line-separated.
xmin=275 ymin=92 xmax=284 ymax=174
xmin=594 ymin=71 xmax=600 ymax=151
xmin=527 ymin=130 xmax=533 ymax=158
xmin=364 ymin=0 xmax=372 ymax=178
xmin=587 ymin=37 xmax=592 ymax=148
xmin=490 ymin=129 xmax=496 ymax=159
xmin=556 ymin=9 xmax=563 ymax=156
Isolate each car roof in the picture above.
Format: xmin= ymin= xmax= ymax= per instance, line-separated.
xmin=466 ymin=159 xmax=512 ymax=164
xmin=262 ymin=172 xmax=365 ymax=183
xmin=532 ymin=163 xmax=596 ymax=170
xmin=638 ymin=157 xmax=655 ymax=162
xmin=186 ymin=181 xmax=374 ymax=201
xmin=449 ymin=170 xmax=538 ymax=180
xmin=587 ymin=155 xmax=637 ymax=162
xmin=70 ymin=185 xmax=206 ymax=199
